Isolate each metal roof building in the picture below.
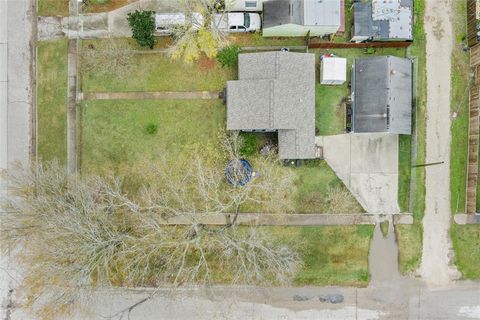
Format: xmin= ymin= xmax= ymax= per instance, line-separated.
xmin=351 ymin=56 xmax=412 ymax=134
xmin=226 ymin=52 xmax=316 ymax=159
xmin=352 ymin=0 xmax=413 ymax=42
xmin=262 ymin=0 xmax=342 ymax=37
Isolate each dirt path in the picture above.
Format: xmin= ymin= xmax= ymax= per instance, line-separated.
xmin=420 ymin=0 xmax=460 ymax=286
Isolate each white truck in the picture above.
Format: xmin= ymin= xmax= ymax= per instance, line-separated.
xmin=214 ymin=12 xmax=261 ymax=33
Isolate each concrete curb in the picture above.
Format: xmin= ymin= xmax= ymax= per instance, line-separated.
xmin=454 ymin=213 xmax=480 ymax=224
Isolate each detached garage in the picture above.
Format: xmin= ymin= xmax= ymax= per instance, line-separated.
xmin=320 ymin=55 xmax=347 ymax=85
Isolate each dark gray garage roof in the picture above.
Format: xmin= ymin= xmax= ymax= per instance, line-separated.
xmin=263 ymin=0 xmax=303 ymax=28
xmin=352 ymin=56 xmax=412 ymax=134
xmin=227 ymin=52 xmax=316 ymax=159
xmin=353 ymin=0 xmax=413 ymax=41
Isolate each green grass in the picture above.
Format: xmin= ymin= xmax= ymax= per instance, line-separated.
xmin=37 ymin=40 xmax=68 ymax=164
xmin=315 ymin=85 xmax=347 ymax=135
xmin=295 ymin=160 xmax=363 ymax=213
xmin=81 ymin=39 xmax=237 ymax=93
xmin=450 ymin=0 xmax=470 ymax=214
xmin=230 ymin=33 xmax=306 ymax=47
xmin=478 ymin=147 xmax=480 ymax=211
xmin=275 ymin=226 xmax=374 ymax=287
xmin=80 ymin=99 xmax=225 ymax=176
xmin=395 ymin=0 xmax=427 ymax=275
xmin=81 ymin=100 xmax=361 ymax=213
xmin=395 ymin=224 xmax=423 ymax=274
xmin=398 ymin=135 xmax=412 ymax=212
xmin=38 ymin=0 xmax=69 ymax=16
xmin=451 ymin=225 xmax=480 ymax=279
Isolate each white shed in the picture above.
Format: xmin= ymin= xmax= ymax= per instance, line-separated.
xmin=321 ymin=56 xmax=347 ymax=85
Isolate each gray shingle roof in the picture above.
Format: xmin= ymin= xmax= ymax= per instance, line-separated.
xmin=352 ymin=56 xmax=412 ymax=134
xmin=227 ymin=52 xmax=316 ymax=159
xmin=353 ymin=0 xmax=413 ymax=41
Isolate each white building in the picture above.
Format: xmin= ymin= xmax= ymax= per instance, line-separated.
xmin=320 ymin=56 xmax=347 ymax=85
xmin=229 ymin=0 xmax=263 ymax=11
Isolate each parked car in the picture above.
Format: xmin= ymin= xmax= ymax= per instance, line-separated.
xmin=214 ymin=12 xmax=261 ymax=33
xmin=155 ymin=12 xmax=204 ymax=34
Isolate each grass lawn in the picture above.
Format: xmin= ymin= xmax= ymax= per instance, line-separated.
xmin=398 ymin=135 xmax=412 ymax=212
xmin=38 ymin=0 xmax=69 ymax=16
xmin=451 ymin=225 xmax=480 ymax=279
xmin=295 ymin=161 xmax=363 ymax=213
xmin=230 ymin=33 xmax=305 ymax=47
xmin=450 ymin=0 xmax=470 ymax=214
xmin=82 ymin=0 xmax=132 ymax=13
xmin=80 ymin=99 xmax=225 ymax=176
xmin=81 ymin=100 xmax=361 ymax=213
xmin=273 ymin=226 xmax=374 ymax=287
xmin=315 ymin=85 xmax=347 ymax=135
xmin=395 ymin=0 xmax=427 ymax=275
xmin=37 ymin=40 xmax=68 ymax=164
xmin=81 ymin=39 xmax=236 ymax=93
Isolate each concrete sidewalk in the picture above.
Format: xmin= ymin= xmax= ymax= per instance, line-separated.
xmin=160 ymin=213 xmax=413 ymax=226
xmin=82 ymin=91 xmax=221 ymax=100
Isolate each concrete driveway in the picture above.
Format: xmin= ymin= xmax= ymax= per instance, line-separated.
xmin=315 ymin=133 xmax=400 ymax=214
xmin=38 ymin=0 xmax=181 ymax=40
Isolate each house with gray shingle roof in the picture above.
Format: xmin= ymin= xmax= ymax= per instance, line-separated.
xmin=352 ymin=0 xmax=413 ymax=42
xmin=351 ymin=56 xmax=412 ymax=134
xmin=226 ymin=52 xmax=316 ymax=159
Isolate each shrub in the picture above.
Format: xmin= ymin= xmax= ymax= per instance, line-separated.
xmin=145 ymin=123 xmax=158 ymax=135
xmin=217 ymin=45 xmax=241 ymax=68
xmin=127 ymin=10 xmax=156 ymax=49
xmin=240 ymin=132 xmax=258 ymax=156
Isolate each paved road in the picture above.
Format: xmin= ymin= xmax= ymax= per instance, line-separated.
xmin=0 ymin=0 xmax=34 ymax=319
xmin=50 ymin=281 xmax=478 ymax=320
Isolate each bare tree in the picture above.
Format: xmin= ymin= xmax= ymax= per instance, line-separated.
xmin=169 ymin=0 xmax=231 ymax=63
xmin=0 ymin=135 xmax=299 ymax=319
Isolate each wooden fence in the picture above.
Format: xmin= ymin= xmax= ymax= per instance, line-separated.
xmin=467 ymin=44 xmax=480 ymax=213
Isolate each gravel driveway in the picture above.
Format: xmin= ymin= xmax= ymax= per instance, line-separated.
xmin=420 ymin=0 xmax=461 ymax=286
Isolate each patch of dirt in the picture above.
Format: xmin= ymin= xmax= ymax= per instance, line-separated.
xmin=197 ymin=56 xmax=216 ymax=72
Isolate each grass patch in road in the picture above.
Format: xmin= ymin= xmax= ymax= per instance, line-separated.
xmin=38 ymin=0 xmax=69 ymax=16
xmin=450 ymin=0 xmax=470 ymax=214
xmin=380 ymin=220 xmax=389 ymax=238
xmin=37 ymin=40 xmax=68 ymax=164
xmin=395 ymin=0 xmax=427 ymax=275
xmin=396 ymin=224 xmax=422 ymax=275
xmin=273 ymin=226 xmax=374 ymax=287
xmin=81 ymin=39 xmax=236 ymax=93
xmin=451 ymin=225 xmax=480 ymax=279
